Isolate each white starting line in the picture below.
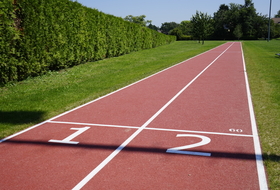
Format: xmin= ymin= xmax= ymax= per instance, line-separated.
xmin=47 ymin=120 xmax=254 ymax=138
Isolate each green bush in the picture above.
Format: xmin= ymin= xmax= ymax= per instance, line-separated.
xmin=0 ymin=0 xmax=176 ymax=85
xmin=0 ymin=0 xmax=21 ymax=84
xmin=180 ymin=35 xmax=193 ymax=40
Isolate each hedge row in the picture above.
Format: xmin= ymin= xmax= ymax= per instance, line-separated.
xmin=0 ymin=0 xmax=176 ymax=85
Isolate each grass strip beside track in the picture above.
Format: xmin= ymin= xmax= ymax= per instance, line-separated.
xmin=243 ymin=40 xmax=280 ymax=190
xmin=0 ymin=41 xmax=223 ymax=139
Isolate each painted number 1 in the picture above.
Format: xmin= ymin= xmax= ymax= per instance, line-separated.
xmin=166 ymin=134 xmax=211 ymax=157
xmin=49 ymin=127 xmax=90 ymax=144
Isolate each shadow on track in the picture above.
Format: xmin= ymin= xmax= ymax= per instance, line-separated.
xmin=3 ymin=139 xmax=279 ymax=162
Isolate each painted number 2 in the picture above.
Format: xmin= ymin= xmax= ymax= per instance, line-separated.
xmin=166 ymin=134 xmax=211 ymax=157
xmin=49 ymin=127 xmax=90 ymax=144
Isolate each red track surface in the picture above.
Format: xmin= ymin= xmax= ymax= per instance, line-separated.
xmin=0 ymin=42 xmax=268 ymax=189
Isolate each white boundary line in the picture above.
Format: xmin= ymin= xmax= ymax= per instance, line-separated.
xmin=0 ymin=42 xmax=228 ymax=143
xmin=48 ymin=120 xmax=140 ymax=129
xmin=72 ymin=42 xmax=234 ymax=190
xmin=48 ymin=42 xmax=229 ymax=121
xmin=240 ymin=42 xmax=268 ymax=190
xmin=48 ymin=120 xmax=253 ymax=137
xmin=144 ymin=127 xmax=253 ymax=137
xmin=0 ymin=121 xmax=48 ymax=143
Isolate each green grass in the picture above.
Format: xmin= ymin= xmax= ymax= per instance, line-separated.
xmin=243 ymin=40 xmax=280 ymax=190
xmin=0 ymin=41 xmax=224 ymax=139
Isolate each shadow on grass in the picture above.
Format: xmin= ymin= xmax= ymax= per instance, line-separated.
xmin=263 ymin=153 xmax=280 ymax=163
xmin=3 ymin=139 xmax=279 ymax=162
xmin=0 ymin=110 xmax=46 ymax=125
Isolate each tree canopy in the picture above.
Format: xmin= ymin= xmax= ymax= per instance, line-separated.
xmin=211 ymin=0 xmax=277 ymax=39
xmin=275 ymin=10 xmax=280 ymax=18
xmin=191 ymin=11 xmax=213 ymax=44
xmin=124 ymin=1 xmax=280 ymax=41
xmin=190 ymin=0 xmax=279 ymax=40
xmin=124 ymin=15 xmax=152 ymax=27
xmin=160 ymin=22 xmax=180 ymax=34
xmin=179 ymin=21 xmax=192 ymax=35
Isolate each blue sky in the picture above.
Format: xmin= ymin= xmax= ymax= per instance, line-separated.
xmin=75 ymin=0 xmax=280 ymax=27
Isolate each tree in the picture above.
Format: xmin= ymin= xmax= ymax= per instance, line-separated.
xmin=190 ymin=11 xmax=213 ymax=44
xmin=233 ymin=24 xmax=243 ymax=39
xmin=212 ymin=0 xmax=267 ymax=40
xmin=179 ymin=20 xmax=192 ymax=35
xmin=254 ymin=14 xmax=270 ymax=39
xmin=147 ymin=23 xmax=159 ymax=31
xmin=275 ymin=10 xmax=280 ymax=18
xmin=244 ymin=0 xmax=253 ymax=8
xmin=212 ymin=4 xmax=232 ymax=39
xmin=169 ymin=28 xmax=183 ymax=40
xmin=270 ymin=21 xmax=280 ymax=38
xmin=124 ymin=15 xmax=151 ymax=27
xmin=239 ymin=0 xmax=258 ymax=38
xmin=160 ymin=22 xmax=179 ymax=34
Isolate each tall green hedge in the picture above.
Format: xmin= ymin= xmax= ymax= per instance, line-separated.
xmin=0 ymin=0 xmax=20 ymax=83
xmin=0 ymin=0 xmax=176 ymax=85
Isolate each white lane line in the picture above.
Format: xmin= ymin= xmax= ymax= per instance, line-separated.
xmin=48 ymin=120 xmax=253 ymax=137
xmin=240 ymin=42 xmax=268 ymax=190
xmin=0 ymin=121 xmax=48 ymax=143
xmin=144 ymin=127 xmax=253 ymax=137
xmin=47 ymin=120 xmax=140 ymax=130
xmin=48 ymin=44 xmax=228 ymax=123
xmin=72 ymin=42 xmax=235 ymax=190
xmin=0 ymin=43 xmax=227 ymax=143
xmin=0 ymin=42 xmax=228 ymax=143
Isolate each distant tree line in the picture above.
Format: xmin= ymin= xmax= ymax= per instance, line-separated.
xmin=210 ymin=0 xmax=279 ymax=40
xmin=125 ymin=0 xmax=280 ymax=41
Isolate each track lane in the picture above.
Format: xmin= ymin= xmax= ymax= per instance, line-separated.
xmin=0 ymin=42 xmax=267 ymax=190
xmin=0 ymin=123 xmax=138 ymax=189
xmin=51 ymin=43 xmax=233 ymax=127
xmin=82 ymin=131 xmax=259 ymax=190
xmin=72 ymin=42 xmax=235 ymax=189
xmin=147 ymin=42 xmax=252 ymax=135
xmin=73 ymin=42 xmax=263 ymax=190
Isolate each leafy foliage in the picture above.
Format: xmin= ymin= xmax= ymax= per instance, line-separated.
xmin=211 ymin=0 xmax=277 ymax=40
xmin=147 ymin=23 xmax=159 ymax=31
xmin=169 ymin=28 xmax=183 ymax=40
xmin=233 ymin=24 xmax=243 ymax=39
xmin=190 ymin=11 xmax=213 ymax=44
xmin=160 ymin=22 xmax=180 ymax=34
xmin=124 ymin=15 xmax=152 ymax=27
xmin=275 ymin=10 xmax=280 ymax=18
xmin=0 ymin=0 xmax=20 ymax=84
xmin=179 ymin=21 xmax=192 ymax=36
xmin=0 ymin=0 xmax=175 ymax=85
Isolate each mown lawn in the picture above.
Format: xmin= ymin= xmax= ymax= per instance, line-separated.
xmin=0 ymin=41 xmax=224 ymax=139
xmin=243 ymin=40 xmax=280 ymax=190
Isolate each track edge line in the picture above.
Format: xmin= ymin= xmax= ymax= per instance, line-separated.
xmin=0 ymin=42 xmax=228 ymax=143
xmin=240 ymin=42 xmax=268 ymax=190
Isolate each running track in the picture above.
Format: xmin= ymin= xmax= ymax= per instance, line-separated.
xmin=0 ymin=42 xmax=268 ymax=190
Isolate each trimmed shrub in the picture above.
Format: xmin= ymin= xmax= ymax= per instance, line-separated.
xmin=1 ymin=0 xmax=176 ymax=85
